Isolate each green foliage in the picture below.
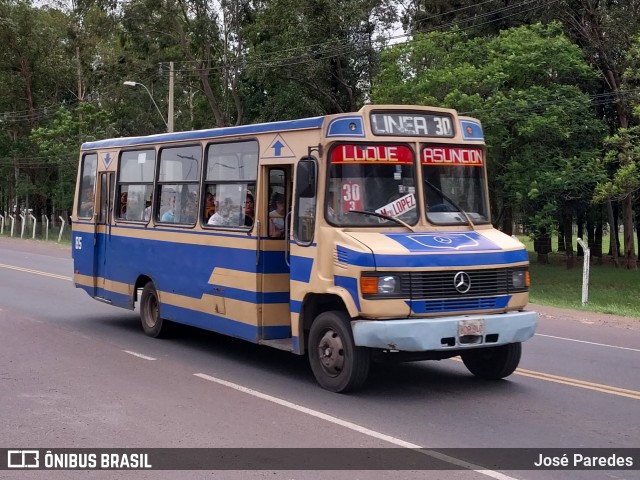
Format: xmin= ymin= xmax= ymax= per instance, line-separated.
xmin=246 ymin=0 xmax=397 ymax=117
xmin=594 ymin=127 xmax=640 ymax=203
xmin=30 ymin=104 xmax=114 ymax=211
xmin=373 ymin=23 xmax=607 ymax=233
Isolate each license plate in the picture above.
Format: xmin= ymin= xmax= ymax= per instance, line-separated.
xmin=458 ymin=319 xmax=484 ymax=337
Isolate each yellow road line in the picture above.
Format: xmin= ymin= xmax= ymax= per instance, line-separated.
xmin=515 ymin=368 xmax=640 ymax=400
xmin=0 ymin=263 xmax=72 ymax=281
xmin=452 ymin=357 xmax=640 ymax=400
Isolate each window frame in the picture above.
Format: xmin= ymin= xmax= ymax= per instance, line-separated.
xmin=202 ymin=139 xmax=259 ymax=231
xmin=155 ymin=144 xmax=203 ymax=227
xmin=115 ymin=148 xmax=157 ymax=224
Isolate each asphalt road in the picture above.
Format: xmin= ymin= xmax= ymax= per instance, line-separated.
xmin=0 ymin=238 xmax=638 ymax=480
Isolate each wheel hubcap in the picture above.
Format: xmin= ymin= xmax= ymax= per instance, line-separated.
xmin=144 ymin=295 xmax=158 ymax=328
xmin=317 ymin=329 xmax=345 ymax=376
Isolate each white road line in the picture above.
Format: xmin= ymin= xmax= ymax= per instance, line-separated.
xmin=536 ymin=333 xmax=640 ymax=352
xmin=193 ymin=373 xmax=517 ymax=480
xmin=0 ymin=263 xmax=72 ymax=281
xmin=123 ymin=350 xmax=156 ymax=361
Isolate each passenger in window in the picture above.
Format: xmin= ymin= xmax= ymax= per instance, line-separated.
xmin=80 ymin=185 xmax=95 ymax=217
xmin=244 ymin=192 xmax=255 ymax=227
xmin=204 ymin=192 xmax=216 ymax=221
xmin=161 ymin=198 xmax=176 ymax=222
xmin=207 ymin=197 xmax=234 ymax=226
xmin=120 ymin=191 xmax=128 ymax=217
xmin=143 ymin=196 xmax=152 ymax=221
xmin=268 ymin=192 xmax=286 ymax=238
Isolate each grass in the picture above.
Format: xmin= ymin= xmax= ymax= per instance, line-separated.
xmin=519 ymin=235 xmax=640 ymax=318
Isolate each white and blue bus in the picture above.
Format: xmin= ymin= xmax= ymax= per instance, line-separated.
xmin=72 ymin=104 xmax=537 ymax=392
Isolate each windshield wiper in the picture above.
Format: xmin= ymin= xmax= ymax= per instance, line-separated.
xmin=424 ymin=180 xmax=475 ymax=230
xmin=348 ymin=210 xmax=416 ymax=232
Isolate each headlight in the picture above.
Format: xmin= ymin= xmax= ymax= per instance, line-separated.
xmin=378 ymin=276 xmax=399 ymax=294
xmin=512 ymin=270 xmax=528 ymax=289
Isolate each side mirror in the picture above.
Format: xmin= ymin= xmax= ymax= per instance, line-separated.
xmin=296 ymin=157 xmax=317 ymax=198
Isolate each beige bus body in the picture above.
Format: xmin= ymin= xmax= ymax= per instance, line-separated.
xmin=72 ymin=105 xmax=537 ymax=391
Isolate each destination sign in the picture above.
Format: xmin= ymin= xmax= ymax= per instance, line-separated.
xmin=331 ymin=144 xmax=413 ymax=164
xmin=422 ymin=146 xmax=483 ymax=166
xmin=370 ymin=112 xmax=454 ymax=137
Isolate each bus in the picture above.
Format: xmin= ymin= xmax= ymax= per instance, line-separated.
xmin=72 ymin=104 xmax=537 ymax=392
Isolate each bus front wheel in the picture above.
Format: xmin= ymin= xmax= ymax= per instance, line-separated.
xmin=461 ymin=342 xmax=521 ymax=380
xmin=140 ymin=282 xmax=167 ymax=338
xmin=308 ymin=311 xmax=370 ymax=393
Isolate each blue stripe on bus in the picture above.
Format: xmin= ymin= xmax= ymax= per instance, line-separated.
xmin=406 ymin=295 xmax=510 ymax=314
xmin=290 ymin=256 xmax=314 ymax=283
xmin=326 ymin=116 xmax=365 ymax=137
xmin=95 ymin=288 xmax=130 ymax=308
xmin=290 ymin=300 xmax=302 ymax=314
xmin=73 ymin=231 xmax=290 ymax=305
xmin=336 ymin=245 xmax=375 ymax=267
xmin=334 ymin=244 xmax=527 ymax=268
xmin=385 ymin=232 xmax=501 ymax=251
xmin=81 ymin=117 xmax=325 ymax=150
xmin=213 ymin=287 xmax=290 ymax=304
xmin=161 ymin=304 xmax=290 ymax=342
xmin=460 ymin=120 xmax=484 ymax=141
xmin=375 ymin=250 xmax=528 ymax=268
xmin=334 ymin=275 xmax=360 ymax=311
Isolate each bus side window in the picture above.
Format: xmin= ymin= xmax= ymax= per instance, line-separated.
xmin=203 ymin=141 xmax=258 ymax=229
xmin=156 ymin=145 xmax=201 ymax=225
xmin=116 ymin=149 xmax=156 ymax=222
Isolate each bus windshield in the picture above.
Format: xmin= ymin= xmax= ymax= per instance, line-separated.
xmin=422 ymin=145 xmax=490 ymax=225
xmin=326 ymin=144 xmax=419 ymax=227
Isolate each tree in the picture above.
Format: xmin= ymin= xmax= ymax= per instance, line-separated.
xmin=246 ymin=0 xmax=397 ymax=119
xmin=0 ymin=1 xmax=77 ymax=216
xmin=402 ymin=0 xmax=548 ymax=37
xmin=30 ymin=104 xmax=113 ymax=216
xmin=594 ymin=127 xmax=640 ymax=269
xmin=546 ymin=0 xmax=640 ymax=268
xmin=372 ymin=23 xmax=606 ymax=266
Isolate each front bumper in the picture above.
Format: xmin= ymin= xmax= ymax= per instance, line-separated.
xmin=351 ymin=310 xmax=537 ymax=352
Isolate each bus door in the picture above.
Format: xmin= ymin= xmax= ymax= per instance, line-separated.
xmin=94 ymin=171 xmax=115 ymax=299
xmin=258 ymin=166 xmax=292 ymax=342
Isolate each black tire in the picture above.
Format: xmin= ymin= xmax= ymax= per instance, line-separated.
xmin=461 ymin=342 xmax=522 ymax=380
xmin=308 ymin=311 xmax=370 ymax=393
xmin=140 ymin=282 xmax=168 ymax=338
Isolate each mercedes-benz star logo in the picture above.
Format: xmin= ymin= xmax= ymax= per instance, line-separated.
xmin=453 ymin=271 xmax=471 ymax=294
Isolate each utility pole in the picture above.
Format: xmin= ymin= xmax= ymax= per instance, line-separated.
xmin=168 ymin=61 xmax=175 ymax=133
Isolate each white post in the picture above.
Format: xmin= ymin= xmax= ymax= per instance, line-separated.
xmin=577 ymin=238 xmax=590 ymax=305
xmin=0 ymin=214 xmax=4 ymax=235
xmin=9 ymin=215 xmax=15 ymax=237
xmin=45 ymin=215 xmax=50 ymax=241
xmin=29 ymin=214 xmax=37 ymax=239
xmin=58 ymin=216 xmax=66 ymax=243
xmin=19 ymin=214 xmax=26 ymax=239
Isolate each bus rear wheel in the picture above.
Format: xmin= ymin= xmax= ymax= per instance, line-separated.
xmin=140 ymin=282 xmax=167 ymax=338
xmin=461 ymin=342 xmax=521 ymax=380
xmin=308 ymin=311 xmax=370 ymax=393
